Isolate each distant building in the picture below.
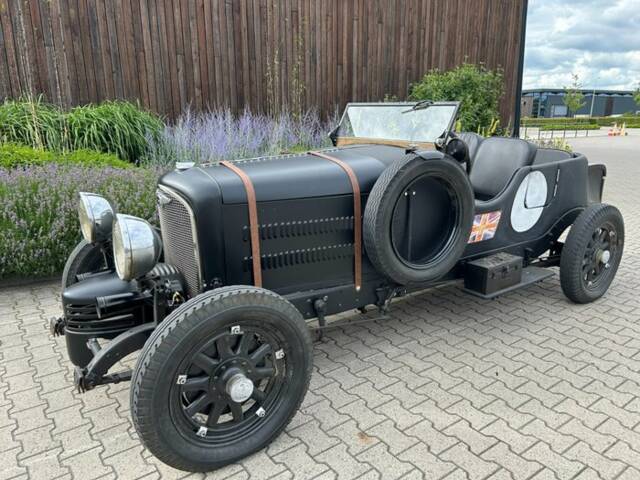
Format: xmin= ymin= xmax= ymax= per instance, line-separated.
xmin=521 ymin=89 xmax=639 ymax=118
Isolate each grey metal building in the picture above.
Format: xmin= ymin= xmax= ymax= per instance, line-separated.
xmin=521 ymin=89 xmax=639 ymax=118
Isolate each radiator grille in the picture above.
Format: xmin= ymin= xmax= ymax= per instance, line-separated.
xmin=157 ymin=187 xmax=201 ymax=297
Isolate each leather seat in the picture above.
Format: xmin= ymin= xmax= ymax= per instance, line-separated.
xmin=469 ymin=137 xmax=538 ymax=201
xmin=458 ymin=132 xmax=484 ymax=169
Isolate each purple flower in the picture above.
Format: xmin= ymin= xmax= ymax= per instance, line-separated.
xmin=142 ymin=108 xmax=334 ymax=166
xmin=0 ymin=164 xmax=160 ymax=278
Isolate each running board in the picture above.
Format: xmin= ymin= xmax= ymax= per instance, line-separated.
xmin=463 ymin=266 xmax=554 ymax=300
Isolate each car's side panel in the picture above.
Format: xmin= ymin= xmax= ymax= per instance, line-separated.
xmin=587 ymin=164 xmax=606 ymax=203
xmin=221 ymin=194 xmax=386 ymax=295
xmin=463 ymin=154 xmax=589 ymax=260
xmin=160 ymin=146 xmax=589 ymax=303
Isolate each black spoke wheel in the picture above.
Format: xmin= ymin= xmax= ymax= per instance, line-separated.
xmin=173 ymin=325 xmax=285 ymax=444
xmin=560 ymin=204 xmax=624 ymax=303
xmin=131 ymin=286 xmax=312 ymax=472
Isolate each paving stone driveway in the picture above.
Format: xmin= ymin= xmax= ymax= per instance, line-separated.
xmin=2 ymin=136 xmax=640 ymax=480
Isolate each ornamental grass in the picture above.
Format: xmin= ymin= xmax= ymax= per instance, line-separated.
xmin=0 ymin=97 xmax=162 ymax=162
xmin=142 ymin=108 xmax=334 ymax=167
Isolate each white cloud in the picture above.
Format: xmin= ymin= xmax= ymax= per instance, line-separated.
xmin=523 ymin=0 xmax=640 ymax=90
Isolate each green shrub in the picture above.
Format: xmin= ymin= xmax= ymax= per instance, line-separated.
xmin=66 ymin=101 xmax=163 ymax=162
xmin=522 ymin=117 xmax=597 ymax=127
xmin=0 ymin=97 xmax=163 ymax=162
xmin=0 ymin=164 xmax=159 ymax=279
xmin=0 ymin=96 xmax=65 ymax=150
xmin=540 ymin=124 xmax=600 ymax=131
xmin=62 ymin=149 xmax=131 ymax=169
xmin=409 ymin=63 xmax=504 ymax=132
xmin=522 ymin=116 xmax=640 ymax=128
xmin=594 ymin=116 xmax=639 ymax=127
xmin=0 ymin=143 xmax=55 ymax=168
xmin=0 ymin=143 xmax=130 ymax=169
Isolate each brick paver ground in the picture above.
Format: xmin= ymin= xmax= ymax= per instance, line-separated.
xmin=1 ymin=135 xmax=639 ymax=479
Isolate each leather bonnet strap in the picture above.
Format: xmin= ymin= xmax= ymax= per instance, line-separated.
xmin=219 ymin=161 xmax=262 ymax=287
xmin=308 ymin=151 xmax=362 ymax=291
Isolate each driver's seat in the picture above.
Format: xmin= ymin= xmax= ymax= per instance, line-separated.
xmin=470 ymin=137 xmax=537 ymax=201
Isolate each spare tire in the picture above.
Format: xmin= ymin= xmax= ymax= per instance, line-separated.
xmin=363 ymin=154 xmax=474 ymax=285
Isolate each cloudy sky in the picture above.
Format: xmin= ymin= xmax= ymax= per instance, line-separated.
xmin=523 ymin=0 xmax=640 ymax=91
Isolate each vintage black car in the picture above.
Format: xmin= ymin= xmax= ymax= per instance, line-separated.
xmin=53 ymin=102 xmax=624 ymax=472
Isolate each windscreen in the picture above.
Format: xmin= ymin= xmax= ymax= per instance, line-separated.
xmin=336 ymin=103 xmax=458 ymax=143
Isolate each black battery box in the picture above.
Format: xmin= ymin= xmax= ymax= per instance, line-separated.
xmin=464 ymin=253 xmax=523 ymax=296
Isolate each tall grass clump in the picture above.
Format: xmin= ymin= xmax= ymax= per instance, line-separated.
xmin=143 ymin=108 xmax=334 ymax=167
xmin=0 ymin=96 xmax=65 ymax=150
xmin=66 ymin=101 xmax=163 ymax=161
xmin=0 ymin=97 xmax=162 ymax=162
xmin=0 ymin=164 xmax=159 ymax=278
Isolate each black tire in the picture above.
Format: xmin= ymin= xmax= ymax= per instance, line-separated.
xmin=363 ymin=154 xmax=474 ymax=285
xmin=130 ymin=286 xmax=313 ymax=472
xmin=61 ymin=239 xmax=107 ymax=289
xmin=560 ymin=204 xmax=624 ymax=303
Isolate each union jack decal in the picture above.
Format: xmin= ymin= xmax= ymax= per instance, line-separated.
xmin=468 ymin=211 xmax=502 ymax=243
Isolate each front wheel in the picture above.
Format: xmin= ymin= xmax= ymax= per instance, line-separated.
xmin=130 ymin=286 xmax=313 ymax=472
xmin=560 ymin=204 xmax=624 ymax=303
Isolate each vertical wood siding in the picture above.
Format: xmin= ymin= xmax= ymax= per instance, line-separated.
xmin=0 ymin=0 xmax=525 ymax=122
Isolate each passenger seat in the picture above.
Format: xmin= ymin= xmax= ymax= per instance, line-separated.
xmin=469 ymin=137 xmax=538 ymax=201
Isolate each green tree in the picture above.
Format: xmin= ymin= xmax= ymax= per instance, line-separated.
xmin=563 ymin=74 xmax=585 ymax=117
xmin=409 ymin=62 xmax=504 ymax=132
xmin=634 ymin=84 xmax=640 ymax=108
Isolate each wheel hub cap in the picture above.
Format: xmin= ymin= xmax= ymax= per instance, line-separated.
xmin=225 ymin=373 xmax=254 ymax=403
xmin=598 ymin=249 xmax=611 ymax=265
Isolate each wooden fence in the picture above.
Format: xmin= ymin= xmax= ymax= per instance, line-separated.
xmin=0 ymin=0 xmax=526 ymax=121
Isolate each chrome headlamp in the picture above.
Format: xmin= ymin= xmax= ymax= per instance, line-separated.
xmin=78 ymin=192 xmax=114 ymax=243
xmin=112 ymin=214 xmax=162 ymax=281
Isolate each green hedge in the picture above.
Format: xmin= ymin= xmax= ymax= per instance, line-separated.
xmin=594 ymin=116 xmax=639 ymax=126
xmin=539 ymin=124 xmax=601 ymax=131
xmin=522 ymin=117 xmax=596 ymax=127
xmin=0 ymin=97 xmax=163 ymax=162
xmin=0 ymin=143 xmax=131 ymax=169
xmin=522 ymin=116 xmax=639 ymax=128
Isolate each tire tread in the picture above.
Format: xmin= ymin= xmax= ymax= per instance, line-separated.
xmin=130 ymin=286 xmax=312 ymax=472
xmin=560 ymin=204 xmax=624 ymax=303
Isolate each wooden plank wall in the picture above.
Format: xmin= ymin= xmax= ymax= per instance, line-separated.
xmin=0 ymin=0 xmax=525 ymax=122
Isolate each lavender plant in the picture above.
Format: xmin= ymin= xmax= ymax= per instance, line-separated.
xmin=0 ymin=164 xmax=159 ymax=278
xmin=142 ymin=108 xmax=334 ymax=167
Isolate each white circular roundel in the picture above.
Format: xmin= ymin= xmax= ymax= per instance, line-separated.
xmin=511 ymin=171 xmax=547 ymax=233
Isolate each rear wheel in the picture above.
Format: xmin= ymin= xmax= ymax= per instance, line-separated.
xmin=560 ymin=204 xmax=624 ymax=303
xmin=130 ymin=286 xmax=313 ymax=472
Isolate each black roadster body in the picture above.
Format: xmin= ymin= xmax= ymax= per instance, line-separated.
xmin=54 ymin=102 xmax=624 ymax=471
